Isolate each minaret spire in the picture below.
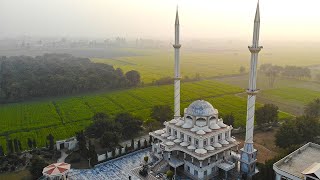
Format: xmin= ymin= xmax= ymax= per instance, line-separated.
xmin=240 ymin=1 xmax=262 ymax=178
xmin=173 ymin=7 xmax=181 ymax=119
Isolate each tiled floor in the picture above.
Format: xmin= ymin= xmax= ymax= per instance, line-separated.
xmin=68 ymin=149 xmax=150 ymax=180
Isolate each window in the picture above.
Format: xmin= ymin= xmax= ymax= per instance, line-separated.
xmin=168 ymin=128 xmax=171 ymax=134
xmin=204 ymin=140 xmax=207 ymax=146
xmin=174 ymin=130 xmax=177 ymax=136
xmin=210 ymin=137 xmax=214 ymax=144
xmin=194 ymin=170 xmax=198 ymax=176
xmin=218 ymin=134 xmax=222 ymax=141
xmin=180 ymin=133 xmax=184 ymax=140
xmin=225 ymin=132 xmax=229 ymax=138
xmin=204 ymin=170 xmax=207 ymax=176
xmin=195 ymin=139 xmax=199 ymax=147
xmin=188 ymin=136 xmax=191 ymax=143
xmin=187 ymin=166 xmax=190 ymax=172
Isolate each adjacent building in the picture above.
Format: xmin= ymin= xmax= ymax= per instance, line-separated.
xmin=273 ymin=142 xmax=320 ymax=180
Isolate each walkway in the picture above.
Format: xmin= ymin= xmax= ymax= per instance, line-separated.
xmin=57 ymin=149 xmax=68 ymax=163
xmin=68 ymin=149 xmax=150 ymax=180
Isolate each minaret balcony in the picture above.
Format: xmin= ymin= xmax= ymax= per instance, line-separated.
xmin=248 ymin=46 xmax=263 ymax=53
xmin=246 ymin=89 xmax=259 ymax=95
xmin=173 ymin=44 xmax=181 ymax=48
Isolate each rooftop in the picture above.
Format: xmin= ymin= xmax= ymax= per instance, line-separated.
xmin=274 ymin=142 xmax=320 ymax=179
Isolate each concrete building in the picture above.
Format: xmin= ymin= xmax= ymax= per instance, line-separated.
xmin=56 ymin=137 xmax=78 ymax=151
xmin=273 ymin=142 xmax=320 ymax=180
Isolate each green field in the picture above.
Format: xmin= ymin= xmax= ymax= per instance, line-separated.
xmin=0 ymin=79 xmax=292 ymax=153
xmin=215 ymin=73 xmax=320 ymax=116
xmin=92 ymin=47 xmax=320 ymax=83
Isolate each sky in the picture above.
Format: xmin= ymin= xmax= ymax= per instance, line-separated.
xmin=1 ymin=0 xmax=320 ymax=42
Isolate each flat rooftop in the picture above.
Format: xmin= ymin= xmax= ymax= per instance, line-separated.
xmin=274 ymin=142 xmax=320 ymax=179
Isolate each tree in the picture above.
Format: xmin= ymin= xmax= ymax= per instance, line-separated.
xmin=13 ymin=139 xmax=19 ymax=153
xmin=28 ymin=138 xmax=33 ymax=149
xmin=166 ymin=170 xmax=174 ymax=180
xmin=88 ymin=141 xmax=98 ymax=166
xmin=144 ymin=118 xmax=160 ymax=132
xmin=151 ymin=105 xmax=173 ymax=123
xmin=18 ymin=140 xmax=22 ymax=151
xmin=32 ymin=139 xmax=37 ymax=148
xmin=255 ymin=104 xmax=279 ymax=127
xmin=0 ymin=145 xmax=4 ymax=156
xmin=148 ymin=135 xmax=153 ymax=144
xmin=76 ymin=131 xmax=88 ymax=158
xmin=115 ymin=113 xmax=143 ymax=139
xmin=222 ymin=113 xmax=235 ymax=126
xmin=131 ymin=139 xmax=135 ymax=150
xmin=304 ymin=98 xmax=320 ymax=118
xmin=92 ymin=112 xmax=109 ymax=121
xmin=7 ymin=139 xmax=14 ymax=154
xmin=275 ymin=116 xmax=320 ymax=148
xmin=29 ymin=156 xmax=48 ymax=179
xmin=125 ymin=145 xmax=129 ymax=153
xmin=144 ymin=156 xmax=149 ymax=164
xmin=125 ymin=70 xmax=141 ymax=86
xmin=239 ymin=66 xmax=246 ymax=73
xmin=137 ymin=140 xmax=141 ymax=149
xmin=46 ymin=134 xmax=54 ymax=150
xmin=100 ymin=132 xmax=119 ymax=149
xmin=144 ymin=139 xmax=148 ymax=148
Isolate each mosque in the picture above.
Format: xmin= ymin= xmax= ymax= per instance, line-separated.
xmin=149 ymin=2 xmax=262 ymax=180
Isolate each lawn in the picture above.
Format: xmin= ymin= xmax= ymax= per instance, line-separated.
xmin=0 ymin=79 xmax=292 ymax=153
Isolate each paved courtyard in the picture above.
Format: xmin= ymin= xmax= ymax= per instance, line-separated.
xmin=68 ymin=149 xmax=150 ymax=180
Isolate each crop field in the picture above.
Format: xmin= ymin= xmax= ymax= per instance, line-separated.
xmin=0 ymin=79 xmax=292 ymax=153
xmin=92 ymin=46 xmax=320 ymax=83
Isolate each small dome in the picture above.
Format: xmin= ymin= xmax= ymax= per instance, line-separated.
xmin=186 ymin=100 xmax=216 ymax=117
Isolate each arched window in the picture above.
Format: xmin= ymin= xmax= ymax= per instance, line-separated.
xmin=196 ymin=117 xmax=206 ymax=127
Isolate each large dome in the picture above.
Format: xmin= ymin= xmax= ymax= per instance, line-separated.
xmin=186 ymin=100 xmax=216 ymax=117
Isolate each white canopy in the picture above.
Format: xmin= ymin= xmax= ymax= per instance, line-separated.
xmin=213 ymin=142 xmax=222 ymax=148
xmin=155 ymin=130 xmax=165 ymax=135
xmin=165 ymin=141 xmax=175 ymax=146
xmin=196 ymin=129 xmax=206 ymax=135
xmin=195 ymin=148 xmax=207 ymax=155
xmin=203 ymin=126 xmax=212 ymax=133
xmin=167 ymin=136 xmax=176 ymax=140
xmin=190 ymin=126 xmax=199 ymax=132
xmin=182 ymin=122 xmax=193 ymax=129
xmin=210 ymin=123 xmax=221 ymax=130
xmin=161 ymin=133 xmax=169 ymax=137
xmin=180 ymin=142 xmax=189 ymax=147
xmin=205 ymin=145 xmax=215 ymax=151
xmin=220 ymin=140 xmax=229 ymax=145
xmin=175 ymin=120 xmax=184 ymax=126
xmin=187 ymin=145 xmax=196 ymax=150
xmin=169 ymin=119 xmax=178 ymax=124
xmin=174 ymin=139 xmax=182 ymax=143
xmin=227 ymin=137 xmax=236 ymax=142
xmin=218 ymin=119 xmax=227 ymax=128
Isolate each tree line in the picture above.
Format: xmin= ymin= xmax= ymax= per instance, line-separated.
xmin=0 ymin=54 xmax=141 ymax=103
xmin=260 ymin=64 xmax=311 ymax=87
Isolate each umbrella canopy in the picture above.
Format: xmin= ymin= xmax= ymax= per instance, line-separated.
xmin=213 ymin=142 xmax=222 ymax=148
xmin=167 ymin=136 xmax=176 ymax=140
xmin=182 ymin=122 xmax=193 ymax=129
xmin=175 ymin=120 xmax=184 ymax=126
xmin=190 ymin=126 xmax=199 ymax=132
xmin=187 ymin=145 xmax=196 ymax=150
xmin=205 ymin=145 xmax=215 ymax=151
xmin=218 ymin=120 xmax=227 ymax=128
xmin=180 ymin=141 xmax=189 ymax=147
xmin=227 ymin=137 xmax=236 ymax=142
xmin=195 ymin=148 xmax=207 ymax=155
xmin=196 ymin=129 xmax=206 ymax=135
xmin=43 ymin=162 xmax=70 ymax=177
xmin=174 ymin=139 xmax=182 ymax=143
xmin=155 ymin=130 xmax=165 ymax=135
xmin=220 ymin=140 xmax=230 ymax=145
xmin=203 ymin=126 xmax=212 ymax=133
xmin=161 ymin=133 xmax=170 ymax=137
xmin=165 ymin=141 xmax=174 ymax=146
xmin=169 ymin=119 xmax=178 ymax=124
xmin=210 ymin=123 xmax=221 ymax=130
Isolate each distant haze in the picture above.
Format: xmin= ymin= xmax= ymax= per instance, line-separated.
xmin=1 ymin=0 xmax=320 ymax=42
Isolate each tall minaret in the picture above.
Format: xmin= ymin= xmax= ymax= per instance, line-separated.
xmin=173 ymin=7 xmax=181 ymax=119
xmin=240 ymin=1 xmax=262 ymax=178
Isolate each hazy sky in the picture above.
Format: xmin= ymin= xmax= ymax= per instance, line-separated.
xmin=1 ymin=0 xmax=320 ymax=41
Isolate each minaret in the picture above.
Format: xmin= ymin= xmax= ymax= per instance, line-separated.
xmin=240 ymin=1 xmax=262 ymax=178
xmin=173 ymin=7 xmax=181 ymax=119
